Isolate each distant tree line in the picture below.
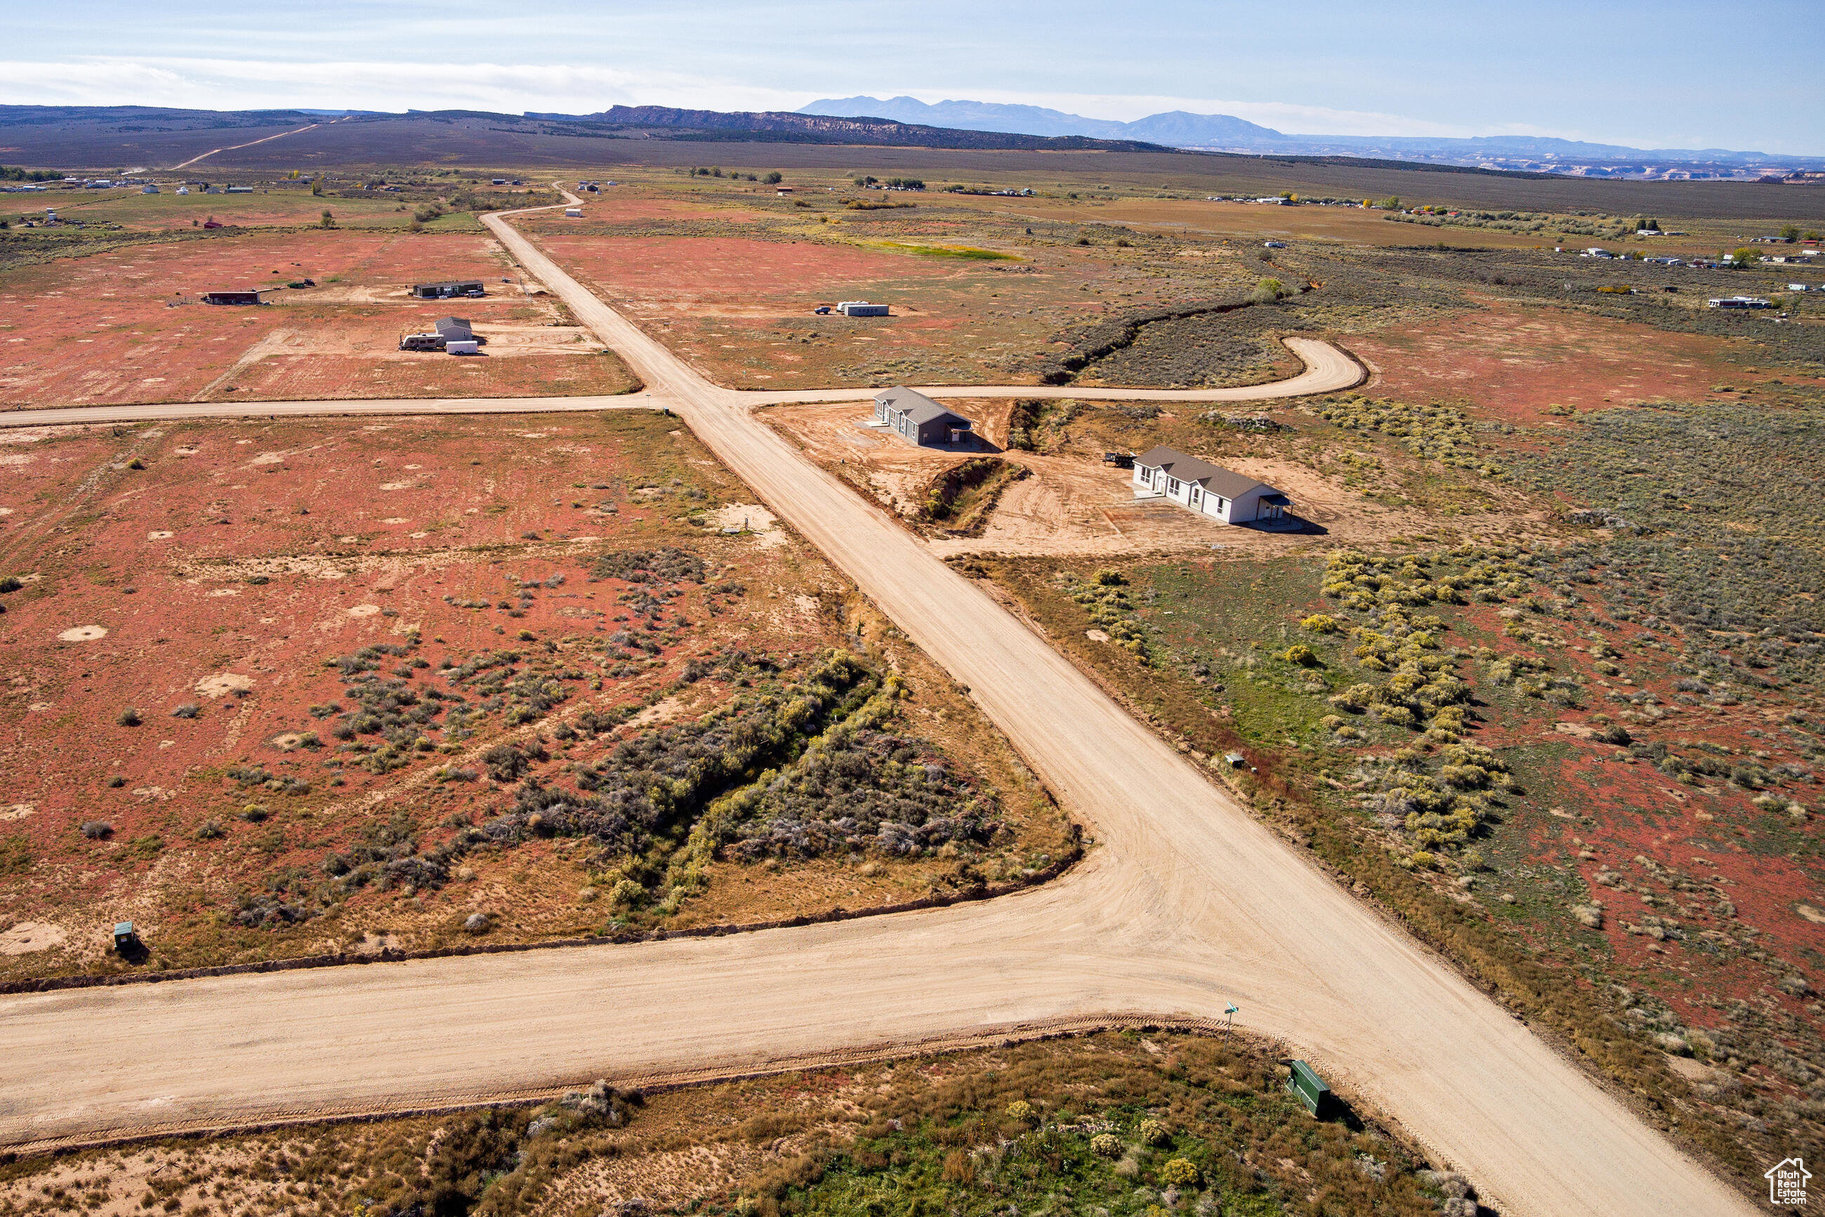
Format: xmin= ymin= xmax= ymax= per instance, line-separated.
xmin=0 ymin=165 xmax=60 ymax=182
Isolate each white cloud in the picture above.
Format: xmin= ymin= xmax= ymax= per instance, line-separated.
xmin=0 ymin=55 xmax=1586 ymax=144
xmin=0 ymin=56 xmax=810 ymax=116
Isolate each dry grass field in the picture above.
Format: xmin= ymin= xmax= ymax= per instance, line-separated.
xmin=0 ymin=410 xmax=1069 ymax=982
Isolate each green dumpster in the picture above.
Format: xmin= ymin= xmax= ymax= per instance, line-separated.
xmin=1284 ymin=1059 xmax=1331 ymax=1117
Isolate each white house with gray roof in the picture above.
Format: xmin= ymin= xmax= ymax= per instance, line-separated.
xmin=1132 ymin=445 xmax=1290 ymax=524
xmin=873 ymin=387 xmax=975 ymax=447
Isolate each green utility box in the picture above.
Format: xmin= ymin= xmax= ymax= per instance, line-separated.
xmin=112 ymin=921 xmax=139 ymax=954
xmin=1284 ymin=1059 xmax=1332 ymax=1118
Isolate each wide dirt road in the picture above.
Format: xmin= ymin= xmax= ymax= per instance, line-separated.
xmin=0 ymin=340 xmax=1356 ymax=430
xmin=0 ymin=198 xmax=1753 ymax=1217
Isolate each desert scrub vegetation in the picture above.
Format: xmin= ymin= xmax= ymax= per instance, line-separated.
xmin=1061 ymin=569 xmax=1155 ymax=663
xmin=1519 ymin=401 xmax=1825 ymax=641
xmin=1004 ymin=396 xmax=1082 ymax=452
xmin=1306 ymin=394 xmax=1504 ymax=477
xmin=495 ymin=648 xmax=1008 ymax=914
xmin=1033 ymin=294 xmax=1276 ymax=386
xmin=1316 ymin=547 xmax=1555 ymax=862
xmin=918 ymin=456 xmax=1029 ymax=535
xmin=1383 ymin=207 xmax=1638 ymax=238
xmin=740 ymin=1033 xmax=1453 ymax=1217
xmin=1071 ymin=300 xmax=1310 ymax=389
xmin=239 ymin=648 xmax=1011 ymax=928
xmin=0 ymin=1035 xmax=1461 ymax=1217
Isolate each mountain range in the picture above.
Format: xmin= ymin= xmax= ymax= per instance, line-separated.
xmin=800 ymin=96 xmax=1825 ymax=179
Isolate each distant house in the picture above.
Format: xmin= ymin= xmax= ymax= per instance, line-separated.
xmin=435 ymin=316 xmax=481 ymax=345
xmin=838 ymin=300 xmax=889 ymax=317
xmin=411 ymin=280 xmax=485 ymax=299
xmin=202 ymin=290 xmax=264 ymax=306
xmin=140 ymin=184 xmax=159 ymax=194
xmin=1708 ymin=295 xmax=1773 ymax=309
xmin=1132 ymin=446 xmax=1290 ymax=525
xmin=873 ymin=388 xmax=973 ymax=447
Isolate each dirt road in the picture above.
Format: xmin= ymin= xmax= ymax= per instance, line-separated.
xmin=0 ymin=195 xmax=1755 ymax=1217
xmin=0 ymin=343 xmax=1358 ymax=430
xmin=168 ymin=119 xmax=338 ymax=172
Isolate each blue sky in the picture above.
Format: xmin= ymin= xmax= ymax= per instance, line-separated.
xmin=3 ymin=0 xmax=1819 ymax=154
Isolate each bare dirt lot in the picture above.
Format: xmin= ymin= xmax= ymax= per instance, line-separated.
xmin=0 ymin=230 xmax=638 ymax=407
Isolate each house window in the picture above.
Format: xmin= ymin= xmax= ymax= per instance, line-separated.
xmin=1189 ymin=487 xmax=1202 ymax=509
xmin=1139 ymin=467 xmax=1152 ymax=484
xmin=1166 ymin=477 xmax=1181 ymax=495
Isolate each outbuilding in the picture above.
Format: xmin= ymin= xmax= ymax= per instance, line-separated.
xmin=1132 ymin=445 xmax=1290 ymax=525
xmin=435 ymin=316 xmax=482 ymax=345
xmin=411 ymin=280 xmax=485 ymax=299
xmin=873 ymin=387 xmax=973 ymax=447
xmin=202 ymin=290 xmax=264 ymax=306
xmin=838 ymin=300 xmax=890 ymax=317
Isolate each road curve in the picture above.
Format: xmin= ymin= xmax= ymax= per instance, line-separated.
xmin=0 ymin=342 xmax=1359 ymax=433
xmin=0 ymin=194 xmax=1753 ymax=1217
xmin=738 ymin=337 xmax=1364 ymax=405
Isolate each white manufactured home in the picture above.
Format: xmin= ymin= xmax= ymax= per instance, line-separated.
xmin=1132 ymin=446 xmax=1290 ymax=525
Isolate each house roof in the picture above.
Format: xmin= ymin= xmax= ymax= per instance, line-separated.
xmin=418 ymin=279 xmax=483 ymax=290
xmin=435 ymin=316 xmax=474 ymax=339
xmin=1135 ymin=446 xmax=1279 ymax=500
xmin=875 ymin=387 xmax=972 ymax=427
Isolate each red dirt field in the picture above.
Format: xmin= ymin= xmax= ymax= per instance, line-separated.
xmin=1350 ymin=297 xmax=1754 ymax=422
xmin=0 ymin=230 xmax=637 ymax=407
xmin=0 ymin=412 xmax=1065 ymax=980
xmin=532 ymin=233 xmax=962 ymax=300
xmin=531 ymin=230 xmax=1121 ymax=389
